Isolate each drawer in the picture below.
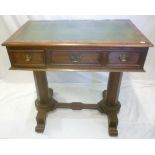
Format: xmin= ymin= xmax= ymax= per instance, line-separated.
xmin=49 ymin=50 xmax=102 ymax=65
xmin=105 ymin=51 xmax=146 ymax=68
xmin=9 ymin=50 xmax=46 ymax=67
xmin=7 ymin=47 xmax=148 ymax=71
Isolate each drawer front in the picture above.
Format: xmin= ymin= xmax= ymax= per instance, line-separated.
xmin=49 ymin=50 xmax=102 ymax=65
xmin=105 ymin=51 xmax=146 ymax=69
xmin=7 ymin=47 xmax=148 ymax=71
xmin=9 ymin=50 xmax=45 ymax=67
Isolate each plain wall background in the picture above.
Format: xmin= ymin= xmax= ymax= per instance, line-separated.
xmin=0 ymin=15 xmax=155 ymax=84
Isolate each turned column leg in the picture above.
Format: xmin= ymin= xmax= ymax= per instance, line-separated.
xmin=33 ymin=71 xmax=56 ymax=133
xmin=98 ymin=72 xmax=123 ymax=136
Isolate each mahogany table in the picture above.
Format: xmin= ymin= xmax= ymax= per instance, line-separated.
xmin=2 ymin=20 xmax=153 ymax=136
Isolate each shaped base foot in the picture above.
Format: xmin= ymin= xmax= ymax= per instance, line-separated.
xmin=98 ymin=90 xmax=121 ymax=137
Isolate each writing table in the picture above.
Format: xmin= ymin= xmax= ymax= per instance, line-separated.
xmin=2 ymin=20 xmax=153 ymax=136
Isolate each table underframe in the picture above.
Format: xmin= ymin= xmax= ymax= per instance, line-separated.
xmin=34 ymin=71 xmax=122 ymax=136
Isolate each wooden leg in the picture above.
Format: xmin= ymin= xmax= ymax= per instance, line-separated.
xmin=33 ymin=71 xmax=56 ymax=133
xmin=98 ymin=72 xmax=123 ymax=136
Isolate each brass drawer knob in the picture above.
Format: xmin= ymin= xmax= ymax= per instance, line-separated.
xmin=119 ymin=54 xmax=128 ymax=62
xmin=25 ymin=54 xmax=32 ymax=62
xmin=70 ymin=55 xmax=81 ymax=63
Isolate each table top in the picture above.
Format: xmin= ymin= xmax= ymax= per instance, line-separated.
xmin=2 ymin=20 xmax=153 ymax=47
